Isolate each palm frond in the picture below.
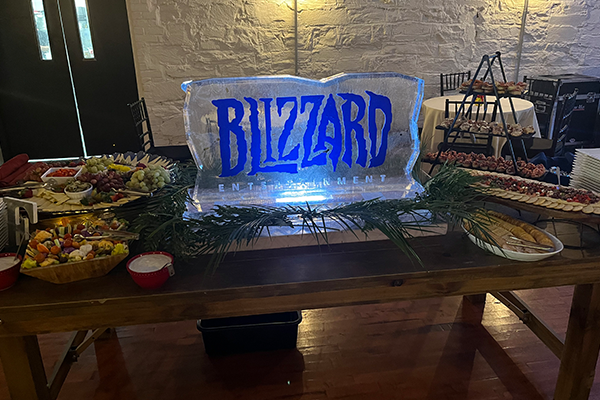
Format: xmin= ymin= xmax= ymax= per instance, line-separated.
xmin=117 ymin=163 xmax=492 ymax=271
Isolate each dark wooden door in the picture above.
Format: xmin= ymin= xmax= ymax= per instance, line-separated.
xmin=0 ymin=0 xmax=139 ymax=160
xmin=0 ymin=0 xmax=84 ymax=159
xmin=60 ymin=0 xmax=140 ymax=155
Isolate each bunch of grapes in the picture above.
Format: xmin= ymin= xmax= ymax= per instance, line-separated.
xmin=84 ymin=157 xmax=113 ymax=174
xmin=78 ymin=170 xmax=125 ymax=192
xmin=47 ymin=161 xmax=68 ymax=168
xmin=125 ymin=165 xmax=171 ymax=192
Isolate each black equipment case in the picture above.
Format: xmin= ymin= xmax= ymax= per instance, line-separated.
xmin=524 ymin=73 xmax=600 ymax=146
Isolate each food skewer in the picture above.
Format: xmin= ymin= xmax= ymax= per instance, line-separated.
xmin=506 ymin=241 xmax=554 ymax=252
xmin=509 ymin=236 xmax=554 ymax=250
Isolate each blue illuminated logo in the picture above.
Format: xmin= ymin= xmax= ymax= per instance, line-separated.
xmin=212 ymin=91 xmax=392 ymax=178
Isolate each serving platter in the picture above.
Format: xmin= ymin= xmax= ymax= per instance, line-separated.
xmin=465 ymin=169 xmax=600 ymax=219
xmin=463 ymin=225 xmax=563 ymax=262
xmin=24 ymin=152 xmax=176 ymax=216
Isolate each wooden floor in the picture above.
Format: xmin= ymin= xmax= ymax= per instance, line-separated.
xmin=1 ymin=286 xmax=599 ymax=400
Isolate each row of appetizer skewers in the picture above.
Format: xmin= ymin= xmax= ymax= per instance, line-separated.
xmin=423 ymin=151 xmax=547 ymax=179
xmin=438 ymin=116 xmax=536 ymax=137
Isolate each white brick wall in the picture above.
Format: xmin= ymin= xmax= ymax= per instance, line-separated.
xmin=126 ymin=0 xmax=600 ymax=146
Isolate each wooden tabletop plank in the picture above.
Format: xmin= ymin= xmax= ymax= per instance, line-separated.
xmin=1 ymin=231 xmax=600 ymax=337
xmin=0 ymin=231 xmax=598 ymax=309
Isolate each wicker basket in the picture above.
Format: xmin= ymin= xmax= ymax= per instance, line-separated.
xmin=20 ymin=253 xmax=128 ymax=284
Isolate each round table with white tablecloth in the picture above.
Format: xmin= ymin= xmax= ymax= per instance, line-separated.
xmin=420 ymin=94 xmax=541 ymax=158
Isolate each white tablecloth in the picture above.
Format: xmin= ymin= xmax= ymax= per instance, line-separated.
xmin=421 ymin=94 xmax=541 ymax=157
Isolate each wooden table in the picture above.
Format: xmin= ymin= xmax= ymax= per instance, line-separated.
xmin=1 ymin=231 xmax=600 ymax=400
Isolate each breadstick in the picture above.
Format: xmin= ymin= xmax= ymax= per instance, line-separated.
xmin=488 ymin=216 xmax=536 ymax=243
xmin=488 ymin=211 xmax=553 ymax=247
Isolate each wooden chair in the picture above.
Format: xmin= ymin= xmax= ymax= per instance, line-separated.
xmin=128 ymin=98 xmax=192 ymax=161
xmin=440 ymin=71 xmax=471 ymax=96
xmin=128 ymin=97 xmax=154 ymax=152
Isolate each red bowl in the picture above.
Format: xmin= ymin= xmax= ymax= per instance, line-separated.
xmin=0 ymin=253 xmax=22 ymax=291
xmin=126 ymin=251 xmax=174 ymax=289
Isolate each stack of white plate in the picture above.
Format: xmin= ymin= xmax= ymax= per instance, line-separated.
xmin=0 ymin=199 xmax=7 ymax=252
xmin=570 ymin=148 xmax=600 ymax=193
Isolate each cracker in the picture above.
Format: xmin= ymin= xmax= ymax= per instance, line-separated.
xmin=540 ymin=199 xmax=554 ymax=207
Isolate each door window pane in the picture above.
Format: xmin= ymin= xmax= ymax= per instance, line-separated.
xmin=74 ymin=0 xmax=95 ymax=59
xmin=31 ymin=0 xmax=52 ymax=60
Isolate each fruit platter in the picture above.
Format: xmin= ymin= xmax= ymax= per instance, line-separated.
xmin=0 ymin=152 xmax=176 ymax=215
xmin=21 ymin=215 xmax=135 ymax=283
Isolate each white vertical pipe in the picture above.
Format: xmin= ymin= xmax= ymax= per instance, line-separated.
xmin=514 ymin=0 xmax=529 ymax=82
xmin=294 ymin=0 xmax=298 ymax=76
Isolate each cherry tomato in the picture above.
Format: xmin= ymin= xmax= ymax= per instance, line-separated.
xmin=77 ymin=224 xmax=85 ymax=231
xmin=64 ymin=239 xmax=73 ymax=248
xmin=47 ymin=168 xmax=78 ymax=177
xmin=72 ymin=242 xmax=80 ymax=249
xmin=29 ymin=240 xmax=39 ymax=249
xmin=50 ymin=246 xmax=61 ymax=255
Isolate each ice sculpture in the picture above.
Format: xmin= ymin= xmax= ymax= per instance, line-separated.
xmin=182 ymin=72 xmax=424 ymax=212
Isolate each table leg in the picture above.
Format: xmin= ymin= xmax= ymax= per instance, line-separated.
xmin=554 ymin=283 xmax=600 ymax=400
xmin=464 ymin=293 xmax=487 ymax=304
xmin=0 ymin=335 xmax=50 ymax=400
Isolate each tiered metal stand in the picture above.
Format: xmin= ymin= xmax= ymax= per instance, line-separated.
xmin=428 ymin=52 xmax=529 ymax=175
